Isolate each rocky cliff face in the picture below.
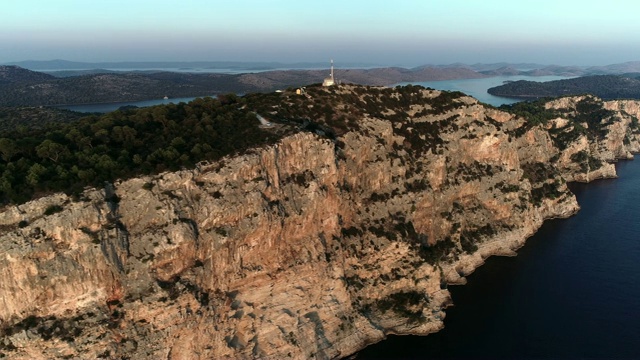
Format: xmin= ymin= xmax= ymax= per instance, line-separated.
xmin=1 ymin=87 xmax=639 ymax=359
xmin=543 ymin=95 xmax=640 ymax=182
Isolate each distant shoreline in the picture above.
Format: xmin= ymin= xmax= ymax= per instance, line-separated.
xmin=487 ymin=75 xmax=640 ymax=101
xmin=4 ymin=62 xmax=640 ymax=108
xmin=54 ymin=95 xmax=219 ymax=113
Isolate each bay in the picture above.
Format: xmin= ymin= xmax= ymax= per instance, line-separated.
xmin=397 ymin=75 xmax=574 ymax=107
xmin=57 ymin=95 xmax=215 ymax=113
xmin=357 ymin=159 xmax=640 ymax=358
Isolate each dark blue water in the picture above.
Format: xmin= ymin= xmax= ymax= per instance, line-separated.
xmin=57 ymin=95 xmax=215 ymax=113
xmin=357 ymin=160 xmax=640 ymax=359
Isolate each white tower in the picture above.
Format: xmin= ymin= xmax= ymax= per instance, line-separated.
xmin=323 ymin=59 xmax=336 ymax=87
xmin=330 ymin=59 xmax=334 ymax=81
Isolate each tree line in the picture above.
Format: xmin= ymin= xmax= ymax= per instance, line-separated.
xmin=0 ymin=95 xmax=287 ymax=205
xmin=0 ymin=83 xmax=481 ymax=206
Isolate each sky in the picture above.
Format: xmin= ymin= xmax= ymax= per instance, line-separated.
xmin=2 ymin=0 xmax=640 ymax=67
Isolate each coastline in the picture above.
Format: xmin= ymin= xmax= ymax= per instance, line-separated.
xmin=351 ymin=96 xmax=640 ymax=357
xmin=53 ymin=94 xmax=218 ymax=113
xmin=353 ymin=181 xmax=582 ymax=357
xmin=356 ymin=155 xmax=639 ymax=359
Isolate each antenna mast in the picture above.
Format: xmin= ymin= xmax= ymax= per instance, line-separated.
xmin=330 ymin=59 xmax=334 ymax=82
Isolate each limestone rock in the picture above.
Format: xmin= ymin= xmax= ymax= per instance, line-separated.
xmin=0 ymin=88 xmax=637 ymax=359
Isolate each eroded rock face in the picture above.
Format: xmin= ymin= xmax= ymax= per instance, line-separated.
xmin=1 ymin=89 xmax=638 ymax=359
xmin=545 ymin=95 xmax=640 ymax=182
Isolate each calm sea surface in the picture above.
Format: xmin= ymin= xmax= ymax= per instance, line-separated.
xmin=397 ymin=75 xmax=574 ymax=107
xmin=357 ymin=159 xmax=640 ymax=359
xmin=58 ymin=95 xmax=216 ymax=113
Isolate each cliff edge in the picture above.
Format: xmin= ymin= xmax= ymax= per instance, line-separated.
xmin=1 ymin=86 xmax=639 ymax=359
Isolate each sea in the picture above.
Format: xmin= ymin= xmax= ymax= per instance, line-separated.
xmin=357 ymin=160 xmax=640 ymax=358
xmin=396 ymin=75 xmax=574 ymax=107
xmin=58 ymin=96 xmax=215 ymax=113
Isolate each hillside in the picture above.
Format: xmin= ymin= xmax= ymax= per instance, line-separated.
xmin=4 ymin=59 xmax=372 ymax=72
xmin=12 ymin=61 xmax=640 ymax=108
xmin=479 ymin=65 xmax=586 ymax=77
xmin=0 ymin=65 xmax=55 ymax=85
xmin=1 ymin=85 xmax=640 ymax=359
xmin=472 ymin=61 xmax=640 ymax=77
xmin=0 ymin=106 xmax=85 ymax=132
xmin=487 ymin=74 xmax=640 ymax=100
xmin=0 ymin=66 xmax=485 ymax=106
xmin=0 ymin=71 xmax=251 ymax=106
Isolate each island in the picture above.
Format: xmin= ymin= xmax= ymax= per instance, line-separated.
xmin=487 ymin=74 xmax=640 ymax=100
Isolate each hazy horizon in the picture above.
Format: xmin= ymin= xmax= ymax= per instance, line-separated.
xmin=3 ymin=0 xmax=640 ymax=67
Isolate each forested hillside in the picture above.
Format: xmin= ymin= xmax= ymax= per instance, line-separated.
xmin=0 ymin=65 xmax=485 ymax=106
xmin=0 ymin=93 xmax=291 ymax=204
xmin=2 ymin=82 xmax=627 ymax=207
xmin=0 ymin=70 xmax=253 ymax=106
xmin=0 ymin=84 xmax=471 ymax=205
xmin=0 ymin=106 xmax=85 ymax=132
xmin=0 ymin=65 xmax=55 ymax=85
xmin=487 ymin=74 xmax=640 ymax=100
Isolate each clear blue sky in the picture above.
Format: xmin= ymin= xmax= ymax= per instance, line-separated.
xmin=2 ymin=0 xmax=640 ymax=66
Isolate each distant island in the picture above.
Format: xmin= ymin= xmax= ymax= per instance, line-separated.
xmin=0 ymin=64 xmax=485 ymax=106
xmin=5 ymin=60 xmax=640 ymax=107
xmin=487 ymin=74 xmax=640 ymax=100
